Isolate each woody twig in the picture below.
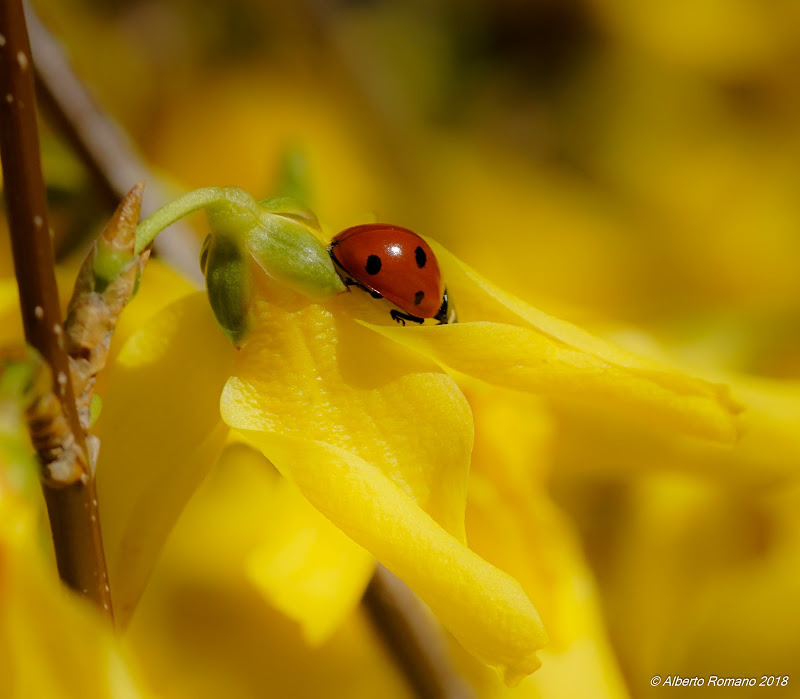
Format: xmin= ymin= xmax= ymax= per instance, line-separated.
xmin=0 ymin=0 xmax=150 ymax=618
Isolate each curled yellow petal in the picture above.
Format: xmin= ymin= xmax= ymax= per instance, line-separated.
xmin=219 ymin=441 xmax=376 ymax=645
xmin=229 ymin=431 xmax=547 ymax=686
xmin=449 ymin=383 xmax=627 ymax=699
xmin=96 ymin=292 xmax=234 ymax=624
xmin=363 ymin=240 xmax=742 ymax=443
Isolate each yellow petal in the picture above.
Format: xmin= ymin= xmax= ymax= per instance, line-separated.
xmin=229 ymin=431 xmax=547 ymax=686
xmin=109 ymin=259 xmax=195 ymax=361
xmin=364 ymin=240 xmax=742 ymax=443
xmin=221 ymin=287 xmax=473 ymax=540
xmin=246 ymin=503 xmax=375 ymax=647
xmin=219 ymin=441 xmax=375 ymax=645
xmin=463 ymin=476 xmax=628 ymax=698
xmin=129 ymin=484 xmax=413 ymax=699
xmin=451 ymin=384 xmax=627 ymax=699
xmin=125 ymin=429 xmax=412 ymax=699
xmin=95 ymin=292 xmax=234 ymax=625
xmin=554 ymin=375 xmax=800 ymax=486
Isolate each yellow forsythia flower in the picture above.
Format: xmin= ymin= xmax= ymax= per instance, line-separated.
xmin=94 ymin=234 xmax=740 ymax=685
xmin=0 ymin=354 xmax=150 ymax=698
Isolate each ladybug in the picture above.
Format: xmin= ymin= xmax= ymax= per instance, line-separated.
xmin=329 ymin=224 xmax=455 ymax=325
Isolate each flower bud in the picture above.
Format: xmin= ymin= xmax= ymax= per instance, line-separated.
xmin=202 ymin=232 xmax=253 ymax=347
xmin=201 ymin=190 xmax=345 ymax=303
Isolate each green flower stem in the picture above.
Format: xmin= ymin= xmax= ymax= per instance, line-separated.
xmin=135 ymin=186 xmax=262 ymax=255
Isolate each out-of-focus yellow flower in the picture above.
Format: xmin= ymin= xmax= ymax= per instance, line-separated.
xmin=592 ymin=0 xmax=799 ymax=76
xmin=592 ymin=472 xmax=800 ymax=697
xmin=0 ymin=354 xmax=149 ymax=699
xmin=0 ymin=266 xmax=78 ymax=348
xmin=146 ymin=68 xmax=399 ymax=235
xmin=96 ymin=292 xmax=234 ymax=625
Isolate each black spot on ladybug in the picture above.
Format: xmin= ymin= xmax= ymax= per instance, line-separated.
xmin=415 ymin=246 xmax=426 ymax=268
xmin=366 ymin=255 xmax=382 ymax=275
xmin=414 ymin=290 xmax=425 ymax=305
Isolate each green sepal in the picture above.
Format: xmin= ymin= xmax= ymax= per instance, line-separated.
xmin=203 ymin=232 xmax=253 ymax=347
xmin=257 ymin=196 xmax=322 ymax=232
xmin=244 ymin=213 xmax=344 ymax=301
xmin=200 ymin=233 xmax=212 ymax=272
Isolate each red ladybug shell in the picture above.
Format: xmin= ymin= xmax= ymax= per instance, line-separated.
xmin=329 ymin=224 xmax=445 ymax=318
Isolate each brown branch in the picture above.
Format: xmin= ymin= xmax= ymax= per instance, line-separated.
xmin=23 ymin=1 xmax=203 ymax=286
xmin=0 ymin=0 xmax=112 ymax=616
xmin=364 ymin=565 xmax=476 ymax=699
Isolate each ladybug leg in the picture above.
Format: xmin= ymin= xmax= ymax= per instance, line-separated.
xmin=434 ymin=289 xmax=456 ymax=325
xmin=342 ymin=277 xmax=384 ymax=299
xmin=390 ymin=309 xmax=424 ymax=326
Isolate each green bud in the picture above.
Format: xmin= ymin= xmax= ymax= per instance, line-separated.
xmin=203 ymin=232 xmax=253 ymax=347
